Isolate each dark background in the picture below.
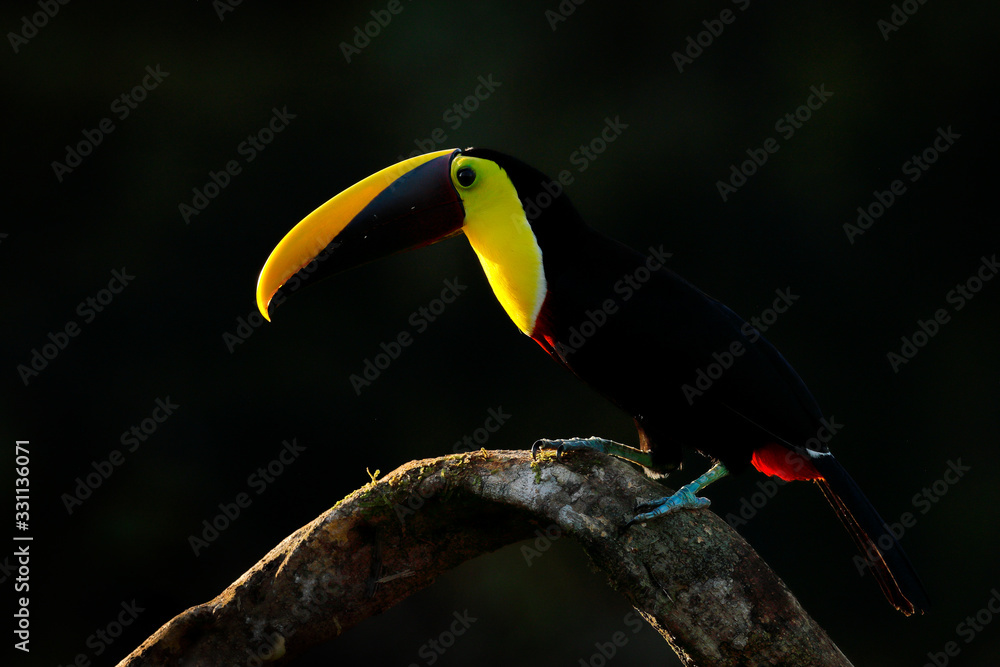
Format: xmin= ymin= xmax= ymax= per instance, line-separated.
xmin=3 ymin=1 xmax=998 ymax=665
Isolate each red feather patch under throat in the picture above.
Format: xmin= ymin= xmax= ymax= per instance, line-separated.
xmin=751 ymin=443 xmax=821 ymax=481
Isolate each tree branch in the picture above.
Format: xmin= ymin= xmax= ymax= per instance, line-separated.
xmin=118 ymin=449 xmax=854 ymax=667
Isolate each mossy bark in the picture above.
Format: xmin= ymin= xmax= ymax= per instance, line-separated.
xmin=119 ymin=449 xmax=853 ymax=667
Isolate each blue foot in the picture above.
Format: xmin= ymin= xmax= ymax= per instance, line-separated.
xmin=531 ymin=437 xmax=655 ymax=467
xmin=625 ymin=462 xmax=729 ymax=528
xmin=627 ymin=485 xmax=711 ymax=526
xmin=531 ymin=437 xmax=615 ymax=461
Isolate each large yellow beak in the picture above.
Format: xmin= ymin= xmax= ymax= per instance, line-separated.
xmin=256 ymin=148 xmax=463 ymax=320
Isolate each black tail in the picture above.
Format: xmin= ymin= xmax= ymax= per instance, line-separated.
xmin=811 ymin=455 xmax=930 ymax=615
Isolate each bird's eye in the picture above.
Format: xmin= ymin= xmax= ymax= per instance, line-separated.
xmin=456 ymin=166 xmax=477 ymax=187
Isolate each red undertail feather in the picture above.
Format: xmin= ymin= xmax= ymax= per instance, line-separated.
xmin=751 ymin=442 xmax=821 ymax=481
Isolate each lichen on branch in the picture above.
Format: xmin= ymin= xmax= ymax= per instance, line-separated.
xmin=119 ymin=449 xmax=853 ymax=667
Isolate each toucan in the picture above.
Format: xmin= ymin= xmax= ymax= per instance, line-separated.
xmin=255 ymin=147 xmax=929 ymax=616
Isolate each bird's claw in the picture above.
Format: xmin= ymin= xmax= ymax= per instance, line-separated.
xmin=624 ymin=486 xmax=711 ymax=528
xmin=531 ymin=438 xmax=572 ymax=461
xmin=531 ymin=439 xmax=552 ymax=459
